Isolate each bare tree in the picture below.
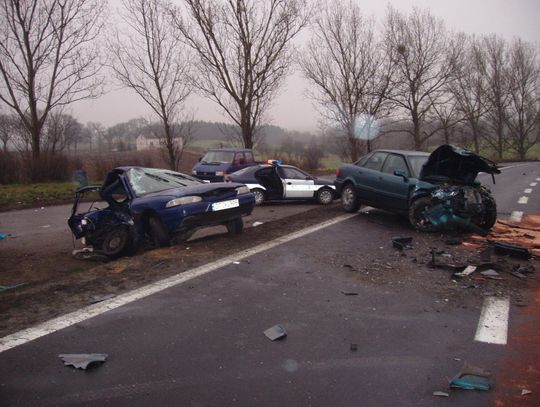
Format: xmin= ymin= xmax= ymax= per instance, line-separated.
xmin=110 ymin=0 xmax=193 ymax=171
xmin=300 ymin=1 xmax=394 ymax=161
xmin=42 ymin=110 xmax=81 ymax=154
xmin=480 ymin=35 xmax=511 ymax=160
xmin=173 ymin=0 xmax=308 ymax=149
xmin=450 ymin=35 xmax=487 ymax=153
xmin=0 ymin=0 xmax=105 ymax=164
xmin=505 ymin=38 xmax=540 ymax=160
xmin=0 ymin=112 xmax=15 ymax=152
xmin=384 ymin=7 xmax=458 ymax=150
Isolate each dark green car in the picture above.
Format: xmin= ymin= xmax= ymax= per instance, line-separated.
xmin=334 ymin=149 xmax=430 ymax=214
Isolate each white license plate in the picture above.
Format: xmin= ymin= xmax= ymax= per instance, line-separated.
xmin=212 ymin=199 xmax=239 ymax=211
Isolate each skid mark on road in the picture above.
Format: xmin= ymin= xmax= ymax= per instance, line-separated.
xmin=475 ymin=297 xmax=510 ymax=345
xmin=0 ymin=213 xmax=356 ymax=353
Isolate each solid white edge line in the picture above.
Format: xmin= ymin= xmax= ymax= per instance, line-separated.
xmin=518 ymin=196 xmax=529 ymax=204
xmin=0 ymin=213 xmax=357 ymax=353
xmin=509 ymin=211 xmax=523 ymax=223
xmin=474 ymin=297 xmax=510 ymax=345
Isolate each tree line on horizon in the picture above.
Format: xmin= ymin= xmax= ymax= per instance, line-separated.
xmin=0 ymin=0 xmax=538 ymax=182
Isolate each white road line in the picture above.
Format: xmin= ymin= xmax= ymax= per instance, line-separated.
xmin=524 ymin=188 xmax=532 ymax=194
xmin=536 ymin=178 xmax=540 ymax=181
xmin=509 ymin=211 xmax=523 ymax=223
xmin=518 ymin=196 xmax=529 ymax=204
xmin=531 ymin=182 xmax=538 ymax=187
xmin=0 ymin=213 xmax=357 ymax=353
xmin=475 ymin=297 xmax=510 ymax=345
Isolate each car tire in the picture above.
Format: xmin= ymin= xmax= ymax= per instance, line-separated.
xmin=226 ymin=218 xmax=244 ymax=235
xmin=148 ymin=216 xmax=171 ymax=247
xmin=408 ymin=196 xmax=436 ymax=232
xmin=473 ymin=188 xmax=497 ymax=230
xmin=317 ymin=187 xmax=334 ymax=205
xmin=252 ymin=189 xmax=265 ymax=205
xmin=101 ymin=226 xmax=135 ymax=258
xmin=340 ymin=184 xmax=361 ymax=213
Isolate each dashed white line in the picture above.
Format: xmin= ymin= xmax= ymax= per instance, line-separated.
xmin=0 ymin=213 xmax=357 ymax=353
xmin=536 ymin=178 xmax=540 ymax=181
xmin=518 ymin=196 xmax=529 ymax=204
xmin=531 ymin=182 xmax=538 ymax=187
xmin=524 ymin=188 xmax=532 ymax=194
xmin=475 ymin=297 xmax=510 ymax=345
xmin=509 ymin=211 xmax=523 ymax=223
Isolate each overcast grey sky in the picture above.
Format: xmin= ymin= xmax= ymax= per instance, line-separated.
xmin=73 ymin=0 xmax=540 ymax=132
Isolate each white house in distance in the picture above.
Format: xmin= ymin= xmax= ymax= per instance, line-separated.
xmin=136 ymin=134 xmax=161 ymax=151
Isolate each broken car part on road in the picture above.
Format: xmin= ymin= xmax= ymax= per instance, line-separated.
xmin=59 ymin=353 xmax=108 ymax=370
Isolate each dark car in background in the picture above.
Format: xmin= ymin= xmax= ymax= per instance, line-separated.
xmin=68 ymin=167 xmax=255 ymax=258
xmin=192 ymin=148 xmax=257 ymax=182
xmin=225 ymin=161 xmax=337 ymax=205
xmin=334 ymin=149 xmax=430 ymax=213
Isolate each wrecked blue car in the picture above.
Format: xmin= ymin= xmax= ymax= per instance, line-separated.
xmin=68 ymin=167 xmax=255 ymax=258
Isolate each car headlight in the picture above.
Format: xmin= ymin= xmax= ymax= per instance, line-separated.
xmin=166 ymin=196 xmax=202 ymax=208
xmin=235 ymin=186 xmax=250 ymax=195
xmin=192 ymin=170 xmax=197 ymax=175
xmin=81 ymin=218 xmax=88 ymax=225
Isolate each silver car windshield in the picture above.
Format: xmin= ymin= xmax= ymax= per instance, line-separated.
xmin=127 ymin=168 xmax=203 ymax=196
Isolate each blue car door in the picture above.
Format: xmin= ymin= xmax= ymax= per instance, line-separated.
xmin=372 ymin=153 xmax=413 ymax=211
xmin=354 ymin=151 xmax=388 ymax=202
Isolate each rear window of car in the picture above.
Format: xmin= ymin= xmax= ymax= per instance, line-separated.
xmin=408 ymin=155 xmax=429 ymax=178
xmin=231 ymin=166 xmax=256 ymax=176
xmin=127 ymin=168 xmax=203 ymax=196
xmin=363 ymin=152 xmax=388 ymax=171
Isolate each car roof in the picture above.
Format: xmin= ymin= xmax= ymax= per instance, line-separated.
xmin=207 ymin=148 xmax=252 ymax=152
xmin=370 ymin=149 xmax=430 ymax=156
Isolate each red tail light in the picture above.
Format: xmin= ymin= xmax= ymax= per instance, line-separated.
xmin=335 ymin=168 xmax=340 ymax=177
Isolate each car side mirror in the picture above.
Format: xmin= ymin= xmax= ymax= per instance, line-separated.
xmin=394 ymin=169 xmax=409 ymax=182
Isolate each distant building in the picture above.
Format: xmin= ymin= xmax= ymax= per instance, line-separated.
xmin=136 ymin=134 xmax=161 ymax=151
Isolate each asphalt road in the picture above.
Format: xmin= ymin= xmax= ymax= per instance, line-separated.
xmin=0 ymin=162 xmax=538 ymax=406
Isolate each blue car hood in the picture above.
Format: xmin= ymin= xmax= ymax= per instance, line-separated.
xmin=139 ymin=182 xmax=243 ymax=200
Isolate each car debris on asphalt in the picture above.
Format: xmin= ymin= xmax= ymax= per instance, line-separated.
xmin=432 ymin=391 xmax=449 ymax=397
xmin=252 ymin=221 xmax=264 ymax=227
xmin=0 ymin=233 xmax=7 ymax=240
xmin=0 ymin=282 xmax=27 ymax=292
xmin=521 ymin=389 xmax=532 ymax=396
xmin=264 ymin=324 xmax=287 ymax=341
xmin=340 ymin=290 xmax=359 ymax=296
xmin=392 ymin=236 xmax=413 ymax=251
xmin=59 ymin=353 xmax=108 ymax=370
xmin=449 ymin=362 xmax=492 ymax=391
xmin=453 ymin=265 xmax=477 ymax=278
xmin=89 ymin=294 xmax=117 ymax=304
xmin=493 ymin=241 xmax=532 ymax=259
xmin=350 ymin=343 xmax=358 ymax=351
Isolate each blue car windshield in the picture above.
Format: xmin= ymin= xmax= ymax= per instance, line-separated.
xmin=408 ymin=156 xmax=429 ymax=178
xmin=201 ymin=151 xmax=235 ymax=164
xmin=127 ymin=168 xmax=203 ymax=196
